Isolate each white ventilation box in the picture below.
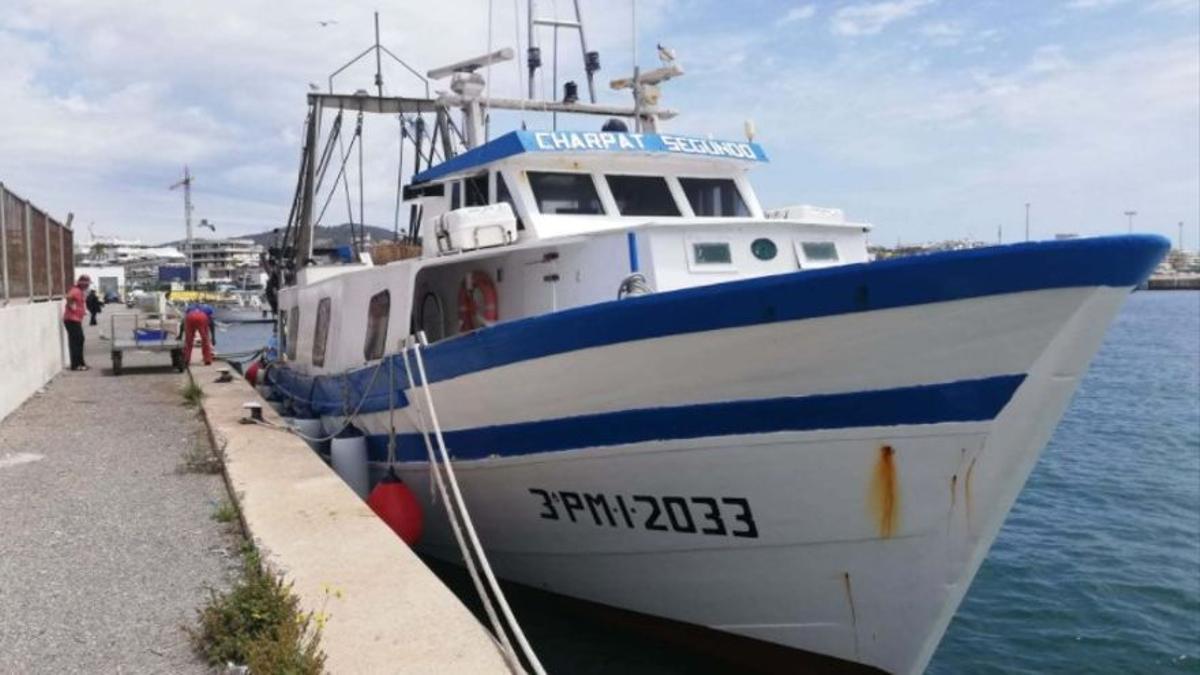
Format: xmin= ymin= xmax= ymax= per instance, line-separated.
xmin=765 ymin=204 xmax=846 ymax=225
xmin=435 ymin=203 xmax=517 ymax=254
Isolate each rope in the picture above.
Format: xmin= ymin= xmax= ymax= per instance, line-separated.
xmin=266 ymin=355 xmax=390 ymax=443
xmin=397 ymin=342 xmax=517 ymax=668
xmin=405 ymin=335 xmax=545 ymax=674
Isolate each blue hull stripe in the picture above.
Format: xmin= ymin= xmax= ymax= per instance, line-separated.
xmin=268 ymin=235 xmax=1166 ymax=417
xmin=359 ymin=374 xmax=1025 ymax=463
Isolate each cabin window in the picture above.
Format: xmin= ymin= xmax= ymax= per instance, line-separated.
xmin=495 ymin=172 xmax=525 ymax=230
xmin=801 ymin=241 xmax=839 ymax=263
xmin=465 ymin=174 xmax=488 ymax=207
xmin=693 ymin=242 xmax=732 ymax=264
xmin=679 ymin=178 xmax=749 ymax=217
xmin=364 ymin=290 xmax=390 ymax=361
xmin=606 ymin=175 xmax=680 ymax=217
xmin=451 ymin=182 xmax=462 ymax=209
xmin=528 ymin=172 xmax=604 ymax=215
xmin=285 ymin=306 xmax=299 ymax=361
xmin=312 ymin=297 xmax=331 ymax=367
xmin=751 ymin=238 xmax=778 ymax=261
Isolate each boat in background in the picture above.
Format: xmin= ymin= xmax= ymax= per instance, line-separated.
xmin=258 ymin=5 xmax=1169 ymax=673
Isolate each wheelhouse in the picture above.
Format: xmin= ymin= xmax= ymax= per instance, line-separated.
xmin=278 ymin=129 xmax=872 ymax=375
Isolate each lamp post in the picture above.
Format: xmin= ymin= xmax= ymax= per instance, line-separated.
xmin=1124 ymin=210 xmax=1137 ymax=234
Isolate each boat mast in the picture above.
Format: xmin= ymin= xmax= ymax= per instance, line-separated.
xmin=527 ymin=0 xmax=601 ymax=103
xmin=169 ymin=166 xmax=194 ymax=286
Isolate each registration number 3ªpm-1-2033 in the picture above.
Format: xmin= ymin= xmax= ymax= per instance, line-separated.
xmin=528 ymin=489 xmax=759 ymax=538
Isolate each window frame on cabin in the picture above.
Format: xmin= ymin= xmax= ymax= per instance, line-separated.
xmin=494 ymin=171 xmax=525 ymax=230
xmin=797 ymin=241 xmax=841 ymax=268
xmin=363 ymin=290 xmax=390 ymax=362
xmin=527 ymin=171 xmax=606 ymax=216
xmin=678 ymin=177 xmax=750 ymax=217
xmin=312 ymin=297 xmax=332 ymax=367
xmin=285 ymin=306 xmax=299 ymax=361
xmin=464 ymin=173 xmax=489 ymax=207
xmin=605 ymin=174 xmax=682 ymax=217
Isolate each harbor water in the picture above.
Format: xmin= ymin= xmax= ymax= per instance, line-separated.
xmin=222 ymin=291 xmax=1199 ymax=673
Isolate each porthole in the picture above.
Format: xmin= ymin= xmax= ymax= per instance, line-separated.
xmin=751 ymin=238 xmax=778 ymax=261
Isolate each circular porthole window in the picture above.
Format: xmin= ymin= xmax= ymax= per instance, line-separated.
xmin=751 ymin=238 xmax=778 ymax=261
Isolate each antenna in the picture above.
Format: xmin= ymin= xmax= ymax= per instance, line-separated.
xmin=526 ymin=0 xmax=600 ymax=103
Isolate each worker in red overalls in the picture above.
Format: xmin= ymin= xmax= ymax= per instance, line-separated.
xmin=182 ymin=303 xmax=215 ymax=367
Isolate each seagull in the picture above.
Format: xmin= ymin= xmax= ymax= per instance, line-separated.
xmin=308 ymin=83 xmax=320 ymax=92
xmin=318 ymin=20 xmax=338 ymax=27
xmin=656 ymin=43 xmax=676 ymax=65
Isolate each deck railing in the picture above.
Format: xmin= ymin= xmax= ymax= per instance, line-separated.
xmin=0 ymin=182 xmax=74 ymax=302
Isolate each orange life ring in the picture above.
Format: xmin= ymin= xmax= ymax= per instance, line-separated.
xmin=458 ymin=270 xmax=498 ymax=331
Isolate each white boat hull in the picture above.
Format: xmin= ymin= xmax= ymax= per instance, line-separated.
xmin=326 ymin=285 xmax=1122 ymax=673
xmin=267 ymin=236 xmax=1167 ymax=673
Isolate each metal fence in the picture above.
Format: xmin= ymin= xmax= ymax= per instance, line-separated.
xmin=0 ymin=182 xmax=74 ymax=302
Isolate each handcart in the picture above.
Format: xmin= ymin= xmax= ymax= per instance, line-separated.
xmin=108 ymin=313 xmax=185 ymax=375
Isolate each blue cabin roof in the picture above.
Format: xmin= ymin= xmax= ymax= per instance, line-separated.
xmin=410 ymin=130 xmax=769 ymax=184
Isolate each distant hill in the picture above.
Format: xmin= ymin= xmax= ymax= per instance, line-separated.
xmin=166 ymin=223 xmax=400 ymax=249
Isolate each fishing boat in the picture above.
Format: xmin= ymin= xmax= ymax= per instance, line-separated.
xmin=261 ymin=7 xmax=1168 ymax=673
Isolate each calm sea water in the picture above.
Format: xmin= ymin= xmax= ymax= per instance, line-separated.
xmin=929 ymin=290 xmax=1200 ymax=674
xmin=226 ymin=291 xmax=1200 ymax=673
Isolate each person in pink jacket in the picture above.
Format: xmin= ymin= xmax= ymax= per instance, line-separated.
xmin=63 ymin=275 xmax=91 ymax=371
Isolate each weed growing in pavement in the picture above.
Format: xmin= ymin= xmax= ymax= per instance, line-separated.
xmin=178 ymin=432 xmax=223 ymax=475
xmin=211 ymin=500 xmax=237 ymax=524
xmin=181 ymin=379 xmax=204 ymax=407
xmin=188 ymin=547 xmax=326 ymax=674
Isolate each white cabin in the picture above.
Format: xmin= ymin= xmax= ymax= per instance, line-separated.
xmin=278 ymin=130 xmax=870 ymax=376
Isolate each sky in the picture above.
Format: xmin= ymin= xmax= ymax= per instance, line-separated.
xmin=1 ymin=0 xmax=1197 ymax=247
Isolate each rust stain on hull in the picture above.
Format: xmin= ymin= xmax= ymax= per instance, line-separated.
xmin=965 ymin=455 xmax=978 ymax=532
xmin=869 ymin=445 xmax=899 ymax=538
xmin=842 ymin=572 xmax=860 ymax=658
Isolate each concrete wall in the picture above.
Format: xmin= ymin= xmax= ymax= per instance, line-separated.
xmin=0 ymin=301 xmax=65 ymax=423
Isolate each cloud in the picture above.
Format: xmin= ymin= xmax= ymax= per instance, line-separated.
xmin=0 ymin=0 xmax=673 ymax=241
xmin=777 ymin=5 xmax=817 ymax=26
xmin=662 ymin=21 xmax=1198 ymax=241
xmin=830 ymin=0 xmax=935 ymax=37
xmin=1066 ymin=0 xmax=1125 ymax=9
xmin=1147 ymin=0 xmax=1200 ymax=13
xmin=918 ymin=20 xmax=965 ymax=46
xmin=1027 ymin=45 xmax=1072 ymax=73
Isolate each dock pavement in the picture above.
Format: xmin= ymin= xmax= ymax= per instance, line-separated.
xmin=0 ymin=319 xmax=235 ymax=673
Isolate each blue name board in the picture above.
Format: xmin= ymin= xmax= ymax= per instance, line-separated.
xmin=410 ymin=129 xmax=768 ymax=184
xmin=524 ymin=131 xmax=768 ymax=162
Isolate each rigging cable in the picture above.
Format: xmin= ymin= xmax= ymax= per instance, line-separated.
xmin=338 ymin=112 xmax=361 ymax=242
xmin=311 ymin=112 xmax=345 ymax=200
xmin=279 ymin=108 xmax=315 ymax=260
xmin=393 ymin=115 xmax=406 ymax=241
xmin=356 ymin=110 xmax=365 ymax=257
xmin=485 ymin=0 xmax=495 ymax=142
xmin=313 ymin=121 xmax=362 ymax=228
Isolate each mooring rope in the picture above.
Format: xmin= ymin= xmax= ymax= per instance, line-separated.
xmin=404 ymin=334 xmax=545 ymax=675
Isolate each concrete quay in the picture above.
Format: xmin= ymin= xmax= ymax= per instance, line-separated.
xmin=190 ymin=362 xmax=508 ymax=674
xmin=0 ymin=321 xmax=235 ymax=673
